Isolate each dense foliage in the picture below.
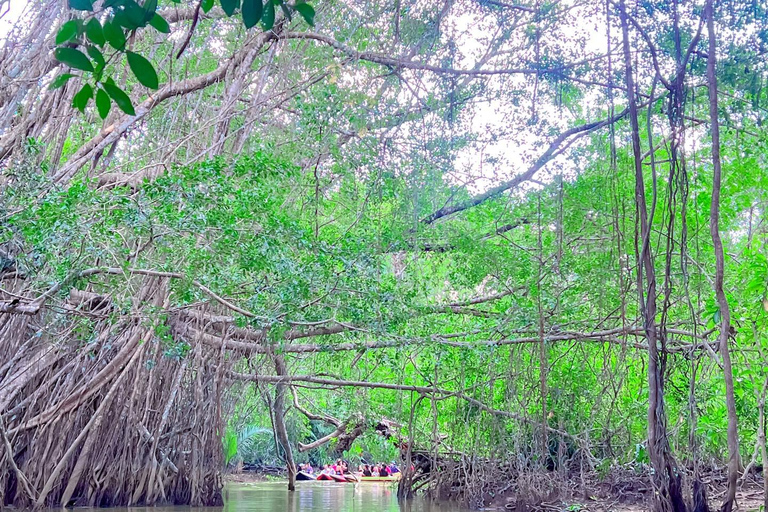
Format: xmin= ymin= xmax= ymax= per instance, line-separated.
xmin=1 ymin=0 xmax=767 ymax=509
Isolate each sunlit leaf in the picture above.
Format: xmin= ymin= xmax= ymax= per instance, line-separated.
xmin=127 ymin=51 xmax=159 ymax=89
xmin=103 ymin=82 xmax=135 ymax=115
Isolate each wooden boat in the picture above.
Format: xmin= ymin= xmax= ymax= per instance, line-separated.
xmin=296 ymin=471 xmax=316 ymax=481
xmin=315 ymin=473 xmax=335 ymax=481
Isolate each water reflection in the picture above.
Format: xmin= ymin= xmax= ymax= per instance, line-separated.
xmin=74 ymin=482 xmax=470 ymax=512
xmin=225 ymin=482 xmax=468 ymax=512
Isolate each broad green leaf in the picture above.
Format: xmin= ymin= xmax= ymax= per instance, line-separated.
xmin=115 ymin=1 xmax=146 ymax=29
xmin=55 ymin=20 xmax=80 ymax=45
xmin=126 ymin=51 xmax=159 ymax=89
xmin=201 ymin=0 xmax=215 ymax=13
xmin=294 ymin=3 xmax=314 ymax=26
xmin=68 ymin=0 xmax=93 ymax=10
xmin=279 ymin=1 xmax=291 ymax=21
xmin=143 ymin=0 xmax=158 ymax=18
xmin=86 ymin=18 xmax=106 ymax=46
xmin=220 ymin=0 xmax=240 ymax=16
xmin=72 ymin=83 xmax=93 ymax=113
xmin=241 ymin=0 xmax=262 ymax=28
xmin=86 ymin=46 xmax=105 ymax=69
xmin=49 ymin=73 xmax=75 ymax=90
xmin=95 ymin=88 xmax=111 ymax=119
xmin=103 ymin=21 xmax=127 ymax=50
xmin=149 ymin=13 xmax=170 ymax=33
xmin=262 ymin=0 xmax=275 ymax=30
xmin=103 ymin=82 xmax=135 ymax=115
xmin=54 ymin=47 xmax=94 ymax=72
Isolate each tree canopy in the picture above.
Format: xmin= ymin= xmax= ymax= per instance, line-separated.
xmin=0 ymin=0 xmax=767 ymax=510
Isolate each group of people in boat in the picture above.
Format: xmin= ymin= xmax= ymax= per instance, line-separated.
xmin=360 ymin=462 xmax=399 ymax=477
xmin=297 ymin=459 xmax=400 ymax=477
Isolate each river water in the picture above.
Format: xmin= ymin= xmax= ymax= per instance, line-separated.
xmin=80 ymin=482 xmax=472 ymax=512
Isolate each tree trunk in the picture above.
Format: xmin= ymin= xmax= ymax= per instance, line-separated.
xmin=272 ymin=353 xmax=296 ymax=491
xmin=704 ymin=3 xmax=740 ymax=511
xmin=758 ymin=376 xmax=768 ymax=511
xmin=619 ymin=3 xmax=687 ymax=511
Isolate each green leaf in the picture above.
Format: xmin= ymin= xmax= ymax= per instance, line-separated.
xmin=201 ymin=0 xmax=214 ymax=13
xmin=149 ymin=13 xmax=170 ymax=33
xmin=103 ymin=20 xmax=127 ymax=50
xmin=86 ymin=45 xmax=105 ymax=69
xmin=49 ymin=73 xmax=75 ymax=90
xmin=143 ymin=0 xmax=158 ymax=18
xmin=262 ymin=0 xmax=275 ymax=30
xmin=55 ymin=20 xmax=80 ymax=45
xmin=72 ymin=83 xmax=93 ymax=113
xmin=126 ymin=51 xmax=159 ymax=89
xmin=294 ymin=3 xmax=314 ymax=26
xmin=279 ymin=1 xmax=292 ymax=21
xmin=220 ymin=0 xmax=240 ymax=16
xmin=103 ymin=82 xmax=135 ymax=115
xmin=241 ymin=0 xmax=262 ymax=28
xmin=54 ymin=47 xmax=94 ymax=72
xmin=95 ymin=88 xmax=111 ymax=119
xmin=68 ymin=0 xmax=94 ymax=10
xmin=115 ymin=1 xmax=146 ymax=29
xmin=85 ymin=18 xmax=106 ymax=46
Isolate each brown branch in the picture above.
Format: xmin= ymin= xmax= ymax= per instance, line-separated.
xmin=290 ymin=386 xmax=341 ymax=427
xmin=279 ymin=32 xmax=606 ymax=78
xmin=231 ymin=373 xmax=580 ymax=441
xmin=186 ymin=321 xmax=712 ymax=355
xmin=417 ymin=219 xmax=531 ymax=252
xmin=419 ymin=108 xmax=633 ymax=225
xmin=52 ymin=33 xmax=274 ymax=184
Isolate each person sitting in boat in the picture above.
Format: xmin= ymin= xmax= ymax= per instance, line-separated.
xmin=304 ymin=463 xmax=314 ymax=474
xmin=378 ymin=463 xmax=390 ymax=477
xmin=388 ymin=462 xmax=399 ymax=474
xmin=362 ymin=465 xmax=372 ymax=477
xmin=321 ymin=464 xmax=331 ymax=475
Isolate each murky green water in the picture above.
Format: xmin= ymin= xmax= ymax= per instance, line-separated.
xmin=77 ymin=482 xmax=473 ymax=512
